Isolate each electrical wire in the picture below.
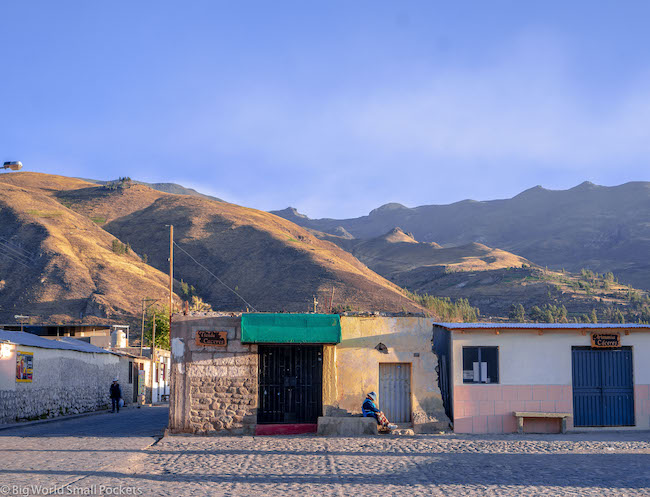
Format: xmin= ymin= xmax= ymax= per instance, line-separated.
xmin=0 ymin=240 xmax=33 ymax=265
xmin=0 ymin=248 xmax=31 ymax=268
xmin=172 ymin=241 xmax=258 ymax=312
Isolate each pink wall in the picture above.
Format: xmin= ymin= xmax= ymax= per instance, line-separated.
xmin=635 ymin=384 xmax=650 ymax=425
xmin=454 ymin=384 xmax=650 ymax=433
xmin=453 ymin=384 xmax=573 ymax=434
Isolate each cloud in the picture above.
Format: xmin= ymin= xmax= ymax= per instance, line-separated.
xmin=182 ymin=31 xmax=650 ymax=217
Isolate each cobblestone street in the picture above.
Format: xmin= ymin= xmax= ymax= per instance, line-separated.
xmin=1 ymin=408 xmax=649 ymax=496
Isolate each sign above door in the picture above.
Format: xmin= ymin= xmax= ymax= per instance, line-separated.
xmin=591 ymin=333 xmax=621 ymax=348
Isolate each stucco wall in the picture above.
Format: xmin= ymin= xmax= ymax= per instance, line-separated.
xmin=331 ymin=316 xmax=449 ymax=432
xmin=0 ymin=343 xmax=128 ymax=423
xmin=451 ymin=329 xmax=650 ymax=433
xmin=169 ymin=315 xmax=257 ymax=435
xmin=170 ymin=314 xmax=450 ymax=434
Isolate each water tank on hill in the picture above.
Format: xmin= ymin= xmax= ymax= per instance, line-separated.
xmin=2 ymin=161 xmax=23 ymax=171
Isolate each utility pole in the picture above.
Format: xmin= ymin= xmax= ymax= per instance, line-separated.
xmin=150 ymin=316 xmax=156 ymax=405
xmin=140 ymin=299 xmax=145 ymax=357
xmin=169 ymin=225 xmax=174 ymax=325
xmin=329 ymin=287 xmax=335 ymax=313
xmin=140 ymin=298 xmax=159 ymax=357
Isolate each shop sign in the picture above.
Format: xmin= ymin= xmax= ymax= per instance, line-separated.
xmin=196 ymin=330 xmax=228 ymax=347
xmin=16 ymin=351 xmax=33 ymax=382
xmin=591 ymin=333 xmax=620 ymax=348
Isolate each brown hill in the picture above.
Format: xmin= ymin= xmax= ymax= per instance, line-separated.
xmin=271 ymin=181 xmax=650 ymax=291
xmin=309 ymin=227 xmax=647 ymax=319
xmin=0 ymin=177 xmax=174 ymax=326
xmin=0 ymin=172 xmax=423 ymax=316
xmin=311 ymin=227 xmax=529 ymax=279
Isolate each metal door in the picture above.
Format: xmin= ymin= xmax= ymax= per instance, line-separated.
xmin=258 ymin=345 xmax=323 ymax=424
xmin=572 ymin=347 xmax=634 ymax=427
xmin=379 ymin=363 xmax=411 ymax=423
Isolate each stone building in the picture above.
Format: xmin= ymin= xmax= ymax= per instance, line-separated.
xmin=0 ymin=329 xmax=134 ymax=423
xmin=169 ymin=312 xmax=449 ymax=435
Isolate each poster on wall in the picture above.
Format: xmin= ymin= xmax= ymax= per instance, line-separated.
xmin=16 ymin=351 xmax=33 ymax=382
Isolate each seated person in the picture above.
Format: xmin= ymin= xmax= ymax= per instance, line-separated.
xmin=362 ymin=391 xmax=397 ymax=431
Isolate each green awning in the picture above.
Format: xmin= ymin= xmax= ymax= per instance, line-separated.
xmin=241 ymin=313 xmax=341 ymax=344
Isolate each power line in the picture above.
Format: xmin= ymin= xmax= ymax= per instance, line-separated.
xmin=0 ymin=248 xmax=31 ymax=268
xmin=172 ymin=241 xmax=258 ymax=312
xmin=0 ymin=240 xmax=33 ymax=265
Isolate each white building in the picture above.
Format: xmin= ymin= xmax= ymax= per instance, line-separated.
xmin=434 ymin=323 xmax=650 ymax=433
xmin=0 ymin=329 xmax=134 ymax=423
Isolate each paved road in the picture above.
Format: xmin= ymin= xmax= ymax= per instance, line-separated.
xmin=1 ymin=410 xmax=649 ymax=496
xmin=0 ymin=406 xmax=168 ymax=496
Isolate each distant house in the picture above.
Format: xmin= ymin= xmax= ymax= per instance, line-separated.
xmin=434 ymin=323 xmax=650 ymax=433
xmin=0 ymin=323 xmax=131 ymax=349
xmin=0 ymin=329 xmax=134 ymax=423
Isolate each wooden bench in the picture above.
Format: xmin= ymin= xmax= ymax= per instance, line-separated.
xmin=514 ymin=411 xmax=571 ymax=434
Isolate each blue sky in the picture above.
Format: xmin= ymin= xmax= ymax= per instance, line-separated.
xmin=2 ymin=1 xmax=650 ymax=218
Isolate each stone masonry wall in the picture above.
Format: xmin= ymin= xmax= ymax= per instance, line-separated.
xmin=187 ymin=350 xmax=258 ymax=435
xmin=170 ymin=314 xmax=258 ymax=435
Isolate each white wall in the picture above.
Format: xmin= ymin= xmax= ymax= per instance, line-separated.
xmin=0 ymin=344 xmax=124 ymax=423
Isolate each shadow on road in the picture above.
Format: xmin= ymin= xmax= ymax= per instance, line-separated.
xmin=0 ymin=406 xmax=169 ymax=438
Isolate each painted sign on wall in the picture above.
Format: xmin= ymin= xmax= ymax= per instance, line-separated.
xmin=195 ymin=330 xmax=228 ymax=347
xmin=16 ymin=351 xmax=33 ymax=382
xmin=591 ymin=333 xmax=621 ymax=348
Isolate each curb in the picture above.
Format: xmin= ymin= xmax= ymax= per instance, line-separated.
xmin=0 ymin=409 xmax=112 ymax=432
xmin=0 ymin=404 xmax=169 ymax=432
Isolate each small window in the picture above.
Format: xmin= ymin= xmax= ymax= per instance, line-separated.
xmin=462 ymin=346 xmax=499 ymax=384
xmin=128 ymin=361 xmax=133 ymax=384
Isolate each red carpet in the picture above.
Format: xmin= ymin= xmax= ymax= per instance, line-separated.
xmin=255 ymin=424 xmax=318 ymax=436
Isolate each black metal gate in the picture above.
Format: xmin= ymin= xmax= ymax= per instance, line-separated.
xmin=258 ymin=345 xmax=323 ymax=424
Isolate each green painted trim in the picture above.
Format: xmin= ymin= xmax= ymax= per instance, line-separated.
xmin=241 ymin=313 xmax=341 ymax=344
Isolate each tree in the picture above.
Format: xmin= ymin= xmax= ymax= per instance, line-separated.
xmin=590 ymin=309 xmax=598 ymax=324
xmin=509 ymin=303 xmax=526 ymax=322
xmin=190 ymin=295 xmax=212 ymax=312
xmin=529 ymin=305 xmax=544 ymax=322
xmin=144 ymin=306 xmax=170 ymax=350
xmin=111 ymin=239 xmax=125 ymax=255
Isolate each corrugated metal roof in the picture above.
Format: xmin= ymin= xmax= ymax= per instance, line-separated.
xmin=0 ymin=329 xmax=115 ymax=354
xmin=433 ymin=322 xmax=650 ymax=330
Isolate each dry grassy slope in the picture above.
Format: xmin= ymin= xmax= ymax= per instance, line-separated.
xmin=308 ymin=226 xmax=645 ymax=317
xmin=0 ymin=178 xmax=174 ymax=325
xmin=0 ymin=172 xmax=95 ymax=193
xmin=311 ymin=227 xmax=530 ymax=279
xmin=0 ymin=172 xmax=423 ymax=314
xmin=103 ymin=195 xmax=424 ymax=313
xmin=272 ymin=182 xmax=650 ymax=290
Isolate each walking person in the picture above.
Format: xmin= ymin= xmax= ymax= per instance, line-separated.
xmin=110 ymin=377 xmax=122 ymax=413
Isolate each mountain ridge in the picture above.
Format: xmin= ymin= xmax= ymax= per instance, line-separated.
xmin=272 ymin=181 xmax=650 ymax=291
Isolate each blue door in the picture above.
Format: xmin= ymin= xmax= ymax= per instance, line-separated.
xmin=572 ymin=347 xmax=634 ymax=427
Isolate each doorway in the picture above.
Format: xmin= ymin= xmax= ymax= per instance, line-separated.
xmin=258 ymin=345 xmax=323 ymax=424
xmin=379 ymin=363 xmax=412 ymax=423
xmin=572 ymin=347 xmax=634 ymax=427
